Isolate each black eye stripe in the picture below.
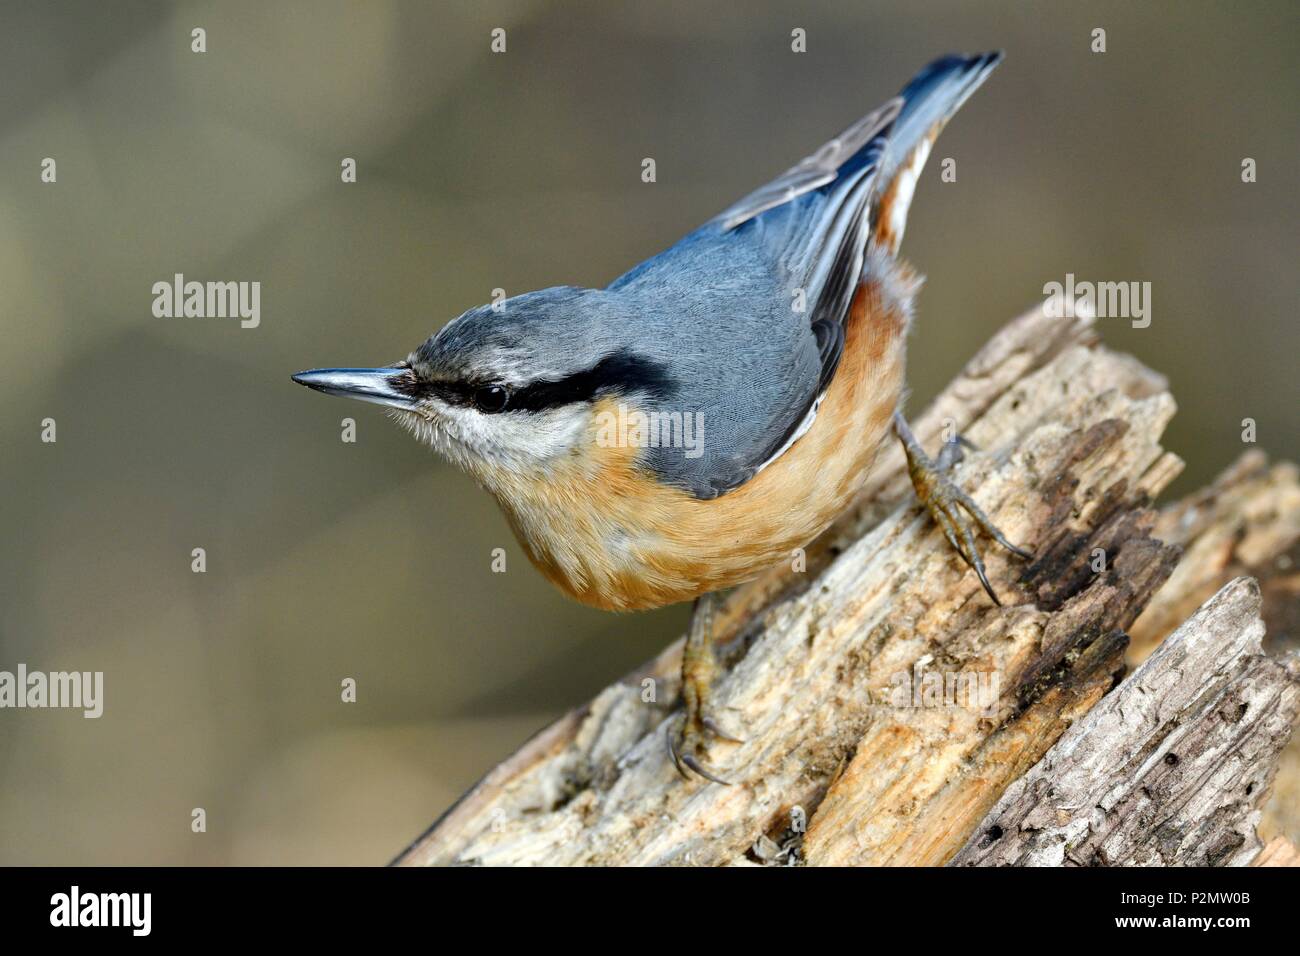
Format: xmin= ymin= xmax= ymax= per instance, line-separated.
xmin=512 ymin=351 xmax=675 ymax=411
xmin=415 ymin=350 xmax=675 ymax=413
xmin=397 ymin=378 xmax=471 ymax=405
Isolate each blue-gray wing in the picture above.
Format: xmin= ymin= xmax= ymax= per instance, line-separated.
xmin=613 ymin=54 xmax=1001 ymax=499
xmin=708 ymin=98 xmax=901 ymax=232
xmin=682 ymin=103 xmax=900 ymax=495
xmin=610 ymin=102 xmax=899 ymax=499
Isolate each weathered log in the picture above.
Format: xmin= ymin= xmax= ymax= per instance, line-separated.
xmin=952 ymin=577 xmax=1300 ymax=866
xmin=394 ymin=302 xmax=1294 ymax=867
xmin=1130 ymin=451 xmax=1300 ymax=664
xmin=1125 ymin=451 xmax=1300 ymax=855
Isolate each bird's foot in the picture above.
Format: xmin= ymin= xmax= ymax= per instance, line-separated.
xmin=668 ymin=592 xmax=744 ymax=785
xmin=668 ymin=711 xmax=743 ymax=786
xmin=893 ymin=412 xmax=1032 ymax=606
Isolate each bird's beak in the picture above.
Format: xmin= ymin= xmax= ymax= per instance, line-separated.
xmin=291 ymin=367 xmax=419 ymax=411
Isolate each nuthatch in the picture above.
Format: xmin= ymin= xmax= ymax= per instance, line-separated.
xmin=294 ymin=53 xmax=1029 ymax=783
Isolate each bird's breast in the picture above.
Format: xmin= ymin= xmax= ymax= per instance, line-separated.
xmin=488 ymin=276 xmax=911 ymax=610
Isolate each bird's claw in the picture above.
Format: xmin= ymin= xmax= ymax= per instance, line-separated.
xmin=668 ymin=714 xmax=735 ymax=785
xmin=894 ymin=413 xmax=1033 ymax=605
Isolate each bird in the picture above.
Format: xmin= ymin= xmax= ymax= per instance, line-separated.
xmin=293 ymin=52 xmax=1029 ymax=784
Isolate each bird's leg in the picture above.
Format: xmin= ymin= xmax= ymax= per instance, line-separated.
xmin=893 ymin=411 xmax=1032 ymax=605
xmin=668 ymin=591 xmax=743 ymax=784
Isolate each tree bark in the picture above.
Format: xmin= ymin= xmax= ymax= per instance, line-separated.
xmin=393 ymin=302 xmax=1299 ymax=867
xmin=952 ymin=577 xmax=1299 ymax=866
xmin=1126 ymin=450 xmax=1300 ymax=851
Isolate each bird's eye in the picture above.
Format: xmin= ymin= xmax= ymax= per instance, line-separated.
xmin=472 ymin=384 xmax=510 ymax=414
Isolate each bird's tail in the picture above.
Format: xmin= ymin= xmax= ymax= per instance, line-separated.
xmin=871 ymin=51 xmax=1003 ymax=254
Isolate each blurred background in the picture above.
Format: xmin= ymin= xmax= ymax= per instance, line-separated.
xmin=0 ymin=0 xmax=1295 ymax=864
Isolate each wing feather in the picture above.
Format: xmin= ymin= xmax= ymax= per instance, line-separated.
xmin=709 ymin=98 xmax=902 ymax=232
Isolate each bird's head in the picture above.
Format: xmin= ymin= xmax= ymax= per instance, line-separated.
xmin=292 ymin=287 xmax=674 ymax=488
